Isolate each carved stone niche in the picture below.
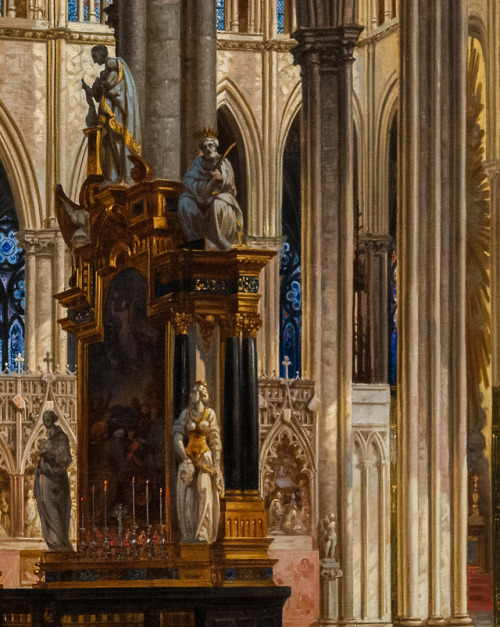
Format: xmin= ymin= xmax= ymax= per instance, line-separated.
xmin=262 ymin=429 xmax=313 ymax=536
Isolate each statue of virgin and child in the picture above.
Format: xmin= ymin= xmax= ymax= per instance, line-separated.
xmin=81 ymin=45 xmax=141 ymax=185
xmin=173 ymin=380 xmax=224 ymax=543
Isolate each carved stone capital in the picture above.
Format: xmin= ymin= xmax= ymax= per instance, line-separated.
xmin=320 ymin=558 xmax=343 ymax=580
xmin=172 ymin=313 xmax=194 ymax=335
xmin=19 ymin=229 xmax=58 ymax=258
xmin=291 ymin=26 xmax=363 ymax=72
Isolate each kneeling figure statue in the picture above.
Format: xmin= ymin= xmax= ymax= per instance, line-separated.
xmin=173 ymin=380 xmax=224 ymax=542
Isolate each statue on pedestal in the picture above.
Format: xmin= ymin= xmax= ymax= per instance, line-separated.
xmin=34 ymin=410 xmax=73 ymax=552
xmin=178 ymin=132 xmax=243 ymax=250
xmin=81 ymin=45 xmax=142 ymax=185
xmin=173 ymin=380 xmax=224 ymax=542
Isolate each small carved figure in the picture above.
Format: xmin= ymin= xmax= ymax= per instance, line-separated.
xmin=0 ymin=488 xmax=10 ymax=536
xmin=34 ymin=410 xmax=73 ymax=552
xmin=25 ymin=489 xmax=41 ymax=538
xmin=269 ymin=491 xmax=284 ymax=533
xmin=323 ymin=513 xmax=337 ymax=560
xmin=81 ymin=45 xmax=142 ymax=184
xmin=178 ymin=132 xmax=243 ymax=250
xmin=173 ymin=380 xmax=224 ymax=542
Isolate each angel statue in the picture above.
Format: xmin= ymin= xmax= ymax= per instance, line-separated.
xmin=173 ymin=380 xmax=224 ymax=543
xmin=178 ymin=131 xmax=243 ymax=250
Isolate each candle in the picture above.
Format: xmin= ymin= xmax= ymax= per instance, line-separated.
xmin=104 ymin=479 xmax=107 ymax=528
xmin=159 ymin=487 xmax=163 ymax=526
xmin=80 ymin=496 xmax=84 ymax=529
xmin=132 ymin=477 xmax=136 ymax=527
xmin=146 ymin=479 xmax=149 ymax=526
xmin=92 ymin=485 xmax=95 ymax=529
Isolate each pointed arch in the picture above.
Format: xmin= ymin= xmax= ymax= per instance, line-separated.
xmin=0 ymin=436 xmax=15 ymax=475
xmin=217 ymin=79 xmax=263 ymax=236
xmin=374 ymin=72 xmax=398 ymax=235
xmin=0 ymin=98 xmax=43 ymax=231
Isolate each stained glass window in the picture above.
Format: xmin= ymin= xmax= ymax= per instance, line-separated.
xmin=387 ymin=115 xmax=398 ymax=386
xmin=217 ymin=0 xmax=225 ymax=31
xmin=388 ymin=248 xmax=397 ymax=385
xmin=277 ymin=0 xmax=285 ymax=33
xmin=0 ymin=163 xmax=24 ymax=372
xmin=280 ymin=115 xmax=301 ymax=378
xmin=68 ymin=0 xmax=91 ymax=22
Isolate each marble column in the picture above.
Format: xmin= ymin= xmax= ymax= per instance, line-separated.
xmin=172 ymin=314 xmax=193 ymax=421
xmin=144 ymin=0 xmax=182 ymax=180
xmin=240 ymin=315 xmax=262 ymax=493
xmin=398 ymin=0 xmax=471 ymax=623
xmin=221 ymin=315 xmax=242 ymax=493
xmin=292 ymin=25 xmax=361 ymax=625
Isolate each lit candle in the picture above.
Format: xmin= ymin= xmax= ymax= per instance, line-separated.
xmin=132 ymin=477 xmax=136 ymax=527
xmin=146 ymin=479 xmax=149 ymax=526
xmin=104 ymin=479 xmax=107 ymax=528
xmin=80 ymin=496 xmax=84 ymax=529
xmin=159 ymin=487 xmax=163 ymax=526
xmin=92 ymin=485 xmax=95 ymax=529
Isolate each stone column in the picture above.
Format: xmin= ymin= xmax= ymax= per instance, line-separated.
xmin=22 ymin=234 xmax=38 ymax=372
xmin=118 ymin=0 xmax=147 ymax=124
xmin=183 ymin=0 xmax=218 ymax=167
xmin=292 ymin=25 xmax=361 ymax=625
xmin=144 ymin=0 xmax=182 ymax=180
xmin=398 ymin=0 xmax=471 ymax=623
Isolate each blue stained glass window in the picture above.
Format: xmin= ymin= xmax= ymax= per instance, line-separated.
xmin=68 ymin=0 xmax=77 ymax=21
xmin=217 ymin=0 xmax=225 ymax=30
xmin=0 ymin=162 xmax=25 ymax=373
xmin=277 ymin=0 xmax=285 ymax=33
xmin=280 ymin=114 xmax=301 ymax=379
xmin=68 ymin=0 xmax=91 ymax=22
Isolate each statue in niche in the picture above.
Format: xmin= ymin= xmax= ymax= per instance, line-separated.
xmin=34 ymin=410 xmax=73 ymax=551
xmin=178 ymin=132 xmax=243 ymax=250
xmin=81 ymin=45 xmax=142 ymax=184
xmin=268 ymin=491 xmax=284 ymax=533
xmin=173 ymin=380 xmax=224 ymax=542
xmin=25 ymin=488 xmax=41 ymax=538
xmin=322 ymin=513 xmax=337 ymax=560
xmin=0 ymin=487 xmax=10 ymax=536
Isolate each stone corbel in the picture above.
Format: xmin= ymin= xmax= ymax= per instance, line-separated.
xmin=320 ymin=559 xmax=343 ymax=581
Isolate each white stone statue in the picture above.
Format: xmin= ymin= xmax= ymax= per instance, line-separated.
xmin=81 ymin=45 xmax=142 ymax=184
xmin=34 ymin=410 xmax=73 ymax=552
xmin=323 ymin=513 xmax=337 ymax=560
xmin=178 ymin=133 xmax=243 ymax=250
xmin=269 ymin=491 xmax=284 ymax=533
xmin=173 ymin=380 xmax=224 ymax=543
xmin=25 ymin=488 xmax=41 ymax=538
